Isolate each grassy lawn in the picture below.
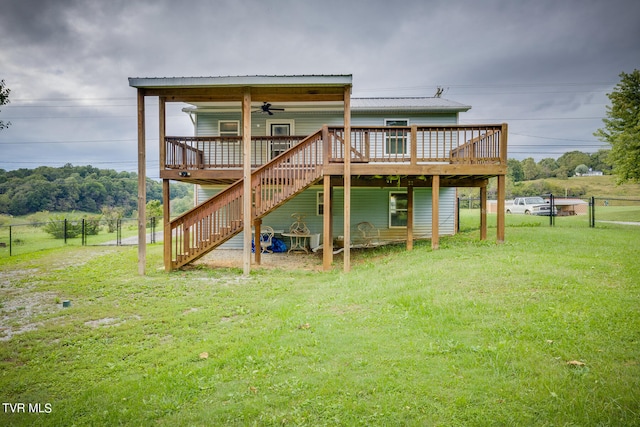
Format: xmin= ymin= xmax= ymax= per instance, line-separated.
xmin=1 ymin=214 xmax=639 ymax=426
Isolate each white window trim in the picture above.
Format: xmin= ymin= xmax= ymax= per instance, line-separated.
xmin=389 ymin=191 xmax=408 ymax=228
xmin=384 ymin=119 xmax=409 ymax=156
xmin=218 ymin=120 xmax=240 ymax=143
xmin=266 ymin=119 xmax=295 ymax=136
xmin=317 ymin=192 xmax=324 ymax=216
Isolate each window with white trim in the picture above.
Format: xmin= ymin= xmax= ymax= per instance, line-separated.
xmin=317 ymin=192 xmax=324 ymax=216
xmin=219 ymin=120 xmax=239 ymax=136
xmin=384 ymin=119 xmax=408 ymax=155
xmin=389 ymin=191 xmax=408 ymax=227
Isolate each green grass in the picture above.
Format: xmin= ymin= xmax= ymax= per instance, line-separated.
xmin=1 ymin=214 xmax=639 ymax=426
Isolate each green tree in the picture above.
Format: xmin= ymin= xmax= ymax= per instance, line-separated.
xmin=595 ymin=69 xmax=640 ymax=183
xmin=575 ymin=164 xmax=589 ymax=175
xmin=0 ymin=79 xmax=10 ymax=130
xmin=521 ymin=157 xmax=540 ymax=181
xmin=507 ymin=159 xmax=524 ymax=182
xmin=588 ymin=149 xmax=612 ymax=174
xmin=538 ymin=158 xmax=559 ymax=178
xmin=557 ymin=151 xmax=590 ymax=177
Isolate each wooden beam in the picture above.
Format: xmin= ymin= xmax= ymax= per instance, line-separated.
xmin=242 ymin=88 xmax=252 ymax=275
xmin=163 ymin=180 xmax=171 ymax=271
xmin=254 ymin=218 xmax=261 ymax=265
xmin=497 ymin=174 xmax=506 ymax=243
xmin=141 ymin=86 xmax=347 ymax=103
xmin=343 ymin=86 xmax=351 ymax=272
xmin=159 ymin=97 xmax=166 ymax=172
xmin=431 ymin=175 xmax=440 ymax=250
xmin=480 ymin=184 xmax=487 ymax=241
xmin=407 ymin=184 xmax=414 ymax=250
xmin=323 ymin=175 xmax=333 ymax=271
xmin=137 ymin=89 xmax=146 ymax=275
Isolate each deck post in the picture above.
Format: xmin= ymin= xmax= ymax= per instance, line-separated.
xmin=480 ymin=184 xmax=487 ymax=241
xmin=343 ymin=86 xmax=352 ymax=272
xmin=497 ymin=174 xmax=506 ymax=243
xmin=137 ymin=89 xmax=146 ymax=275
xmin=407 ymin=183 xmax=414 ymax=250
xmin=254 ymin=218 xmax=261 ymax=265
xmin=242 ymin=88 xmax=252 ymax=275
xmin=497 ymin=123 xmax=508 ymax=243
xmin=322 ymin=175 xmax=333 ymax=270
xmin=431 ymin=175 xmax=440 ymax=250
xmin=160 ymin=97 xmax=172 ymax=272
xmin=163 ymin=180 xmax=171 ymax=271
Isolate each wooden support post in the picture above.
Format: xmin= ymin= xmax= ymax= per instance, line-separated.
xmin=480 ymin=184 xmax=487 ymax=241
xmin=323 ymin=175 xmax=333 ymax=270
xmin=163 ymin=180 xmax=171 ymax=271
xmin=410 ymin=125 xmax=418 ymax=166
xmin=497 ymin=123 xmax=508 ymax=244
xmin=242 ymin=88 xmax=252 ymax=275
xmin=407 ymin=183 xmax=414 ymax=250
xmin=137 ymin=89 xmax=146 ymax=275
xmin=254 ymin=218 xmax=261 ymax=265
xmin=497 ymin=174 xmax=506 ymax=243
xmin=343 ymin=86 xmax=352 ymax=272
xmin=431 ymin=175 xmax=440 ymax=250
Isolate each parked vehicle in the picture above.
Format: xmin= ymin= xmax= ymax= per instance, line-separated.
xmin=506 ymin=197 xmax=557 ymax=215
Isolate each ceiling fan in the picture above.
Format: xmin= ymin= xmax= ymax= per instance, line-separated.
xmin=254 ymin=102 xmax=285 ymax=115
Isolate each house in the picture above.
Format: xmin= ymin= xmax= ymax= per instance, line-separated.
xmin=128 ymin=75 xmax=508 ymax=275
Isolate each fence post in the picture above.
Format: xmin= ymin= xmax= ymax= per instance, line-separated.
xmin=456 ymin=197 xmax=460 ymax=233
xmin=590 ymin=196 xmax=596 ymax=228
xmin=117 ymin=219 xmax=121 ymax=246
xmin=549 ymin=193 xmax=555 ymax=227
xmin=9 ymin=225 xmax=12 ymax=256
xmin=82 ymin=219 xmax=86 ymax=246
xmin=64 ymin=219 xmax=68 ymax=244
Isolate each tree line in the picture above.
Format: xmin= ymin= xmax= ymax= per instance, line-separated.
xmin=0 ymin=164 xmax=191 ymax=216
xmin=507 ymin=149 xmax=611 ymax=183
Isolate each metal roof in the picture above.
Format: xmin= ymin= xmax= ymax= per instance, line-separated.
xmin=128 ymin=74 xmax=352 ymax=88
xmin=351 ymin=97 xmax=470 ymax=112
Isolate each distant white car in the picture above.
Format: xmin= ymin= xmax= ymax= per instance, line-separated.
xmin=506 ymin=197 xmax=557 ymax=215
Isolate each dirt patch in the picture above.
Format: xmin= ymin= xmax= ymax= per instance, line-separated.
xmin=84 ymin=317 xmax=122 ymax=328
xmin=195 ymin=249 xmax=325 ymax=271
xmin=0 ymin=247 xmax=122 ymax=341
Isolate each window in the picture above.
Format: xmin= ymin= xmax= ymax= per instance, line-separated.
xmin=385 ymin=119 xmax=408 ymax=155
xmin=389 ymin=192 xmax=408 ymax=227
xmin=317 ymin=192 xmax=324 ymax=216
xmin=219 ymin=121 xmax=239 ymax=137
xmin=268 ymin=121 xmax=293 ymax=159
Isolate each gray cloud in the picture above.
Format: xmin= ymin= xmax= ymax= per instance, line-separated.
xmin=1 ymin=0 xmax=638 ymax=172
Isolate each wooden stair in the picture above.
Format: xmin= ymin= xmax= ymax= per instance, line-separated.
xmin=168 ymin=129 xmax=325 ymax=269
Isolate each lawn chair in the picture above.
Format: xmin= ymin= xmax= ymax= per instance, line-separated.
xmin=357 ymin=222 xmax=380 ymax=247
xmin=259 ymin=226 xmax=275 ymax=253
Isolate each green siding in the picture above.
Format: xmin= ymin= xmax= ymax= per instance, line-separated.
xmin=198 ymin=186 xmax=455 ymax=249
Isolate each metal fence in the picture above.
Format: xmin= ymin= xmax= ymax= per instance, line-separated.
xmin=457 ymin=195 xmax=640 ymax=231
xmin=589 ymin=197 xmax=640 ymax=228
xmin=0 ymin=217 xmax=160 ymax=258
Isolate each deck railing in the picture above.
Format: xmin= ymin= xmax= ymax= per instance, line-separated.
xmin=329 ymin=125 xmax=505 ymax=164
xmin=165 ymin=135 xmax=307 ymax=169
xmin=164 ymin=125 xmax=505 ymax=171
xmin=168 ymin=130 xmax=325 ymax=268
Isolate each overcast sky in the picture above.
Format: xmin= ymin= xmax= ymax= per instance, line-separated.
xmin=1 ymin=0 xmax=638 ymax=176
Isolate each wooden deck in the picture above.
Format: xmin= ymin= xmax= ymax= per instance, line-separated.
xmin=161 ymin=124 xmax=507 ymax=186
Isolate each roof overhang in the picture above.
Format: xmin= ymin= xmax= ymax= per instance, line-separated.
xmin=128 ymin=75 xmax=352 ymax=103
